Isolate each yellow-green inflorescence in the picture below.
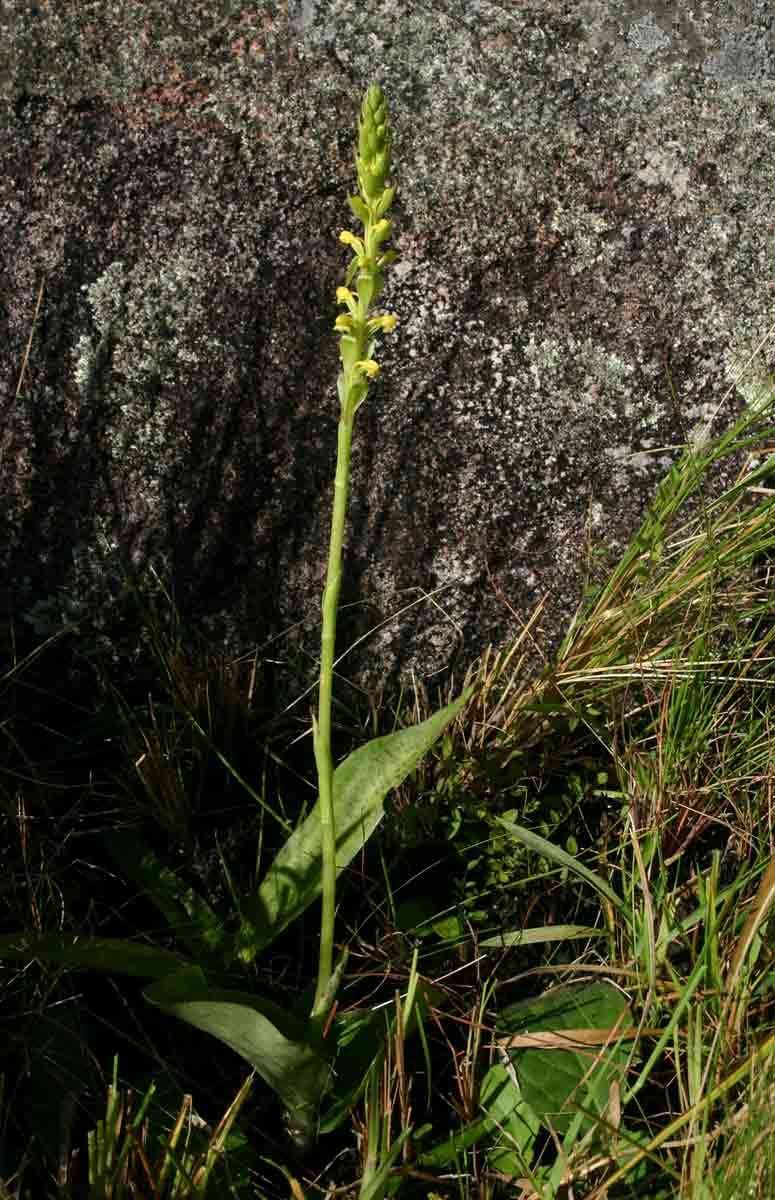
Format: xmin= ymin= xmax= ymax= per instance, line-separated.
xmin=334 ymin=83 xmax=398 ymax=421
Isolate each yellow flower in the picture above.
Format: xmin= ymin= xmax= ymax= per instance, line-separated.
xmin=338 ymin=230 xmax=365 ymax=256
xmin=354 ymin=359 xmax=380 ymax=379
xmin=367 ymin=314 xmax=398 ymax=335
xmin=336 ymin=287 xmax=359 ymax=318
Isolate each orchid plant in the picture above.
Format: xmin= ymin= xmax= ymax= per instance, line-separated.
xmin=0 ymin=83 xmax=470 ymax=1148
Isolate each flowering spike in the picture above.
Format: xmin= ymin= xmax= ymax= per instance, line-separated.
xmin=334 ymin=84 xmax=398 ymax=422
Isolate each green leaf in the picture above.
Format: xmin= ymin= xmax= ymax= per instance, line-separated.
xmin=347 ymin=192 xmax=371 ymax=224
xmin=497 ymin=981 xmax=630 ymax=1138
xmin=0 ymin=934 xmax=191 ymax=978
xmin=319 ymin=975 xmax=445 ymax=1135
xmin=480 ymin=1062 xmax=540 ymax=1176
xmin=480 ymin=924 xmax=607 ymax=949
xmin=107 ymin=830 xmax=228 ymax=961
xmin=236 ymin=688 xmax=473 ymax=959
xmin=317 ymin=1007 xmax=386 ymax=1134
xmin=418 ymin=1063 xmax=538 ymax=1172
xmin=418 ymin=1114 xmax=495 ymax=1169
xmin=431 ymin=912 xmax=465 ymax=941
xmin=144 ymin=967 xmax=330 ymax=1142
xmin=496 ymin=818 xmax=624 ymax=913
xmin=359 ymin=1128 xmax=412 ymax=1200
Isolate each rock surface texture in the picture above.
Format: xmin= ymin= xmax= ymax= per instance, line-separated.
xmin=2 ymin=0 xmax=775 ymax=702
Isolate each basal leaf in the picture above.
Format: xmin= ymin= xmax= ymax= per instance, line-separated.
xmin=236 ymin=688 xmax=473 ymax=959
xmin=320 ymin=978 xmax=445 ymax=1134
xmin=317 ymin=1007 xmax=385 ymax=1134
xmin=144 ymin=967 xmax=330 ymax=1141
xmin=0 ymin=934 xmax=191 ymax=978
xmin=107 ymin=830 xmax=228 ymax=961
xmin=496 ymin=981 xmax=630 ymax=1138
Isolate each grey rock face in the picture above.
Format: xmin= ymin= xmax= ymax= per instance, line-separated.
xmin=2 ymin=1 xmax=774 ymax=705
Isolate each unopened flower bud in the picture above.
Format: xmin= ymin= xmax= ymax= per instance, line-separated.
xmin=371 ymin=219 xmax=392 ymax=247
xmin=375 ymin=187 xmax=395 ymax=219
xmin=355 ymin=84 xmax=392 ymax=201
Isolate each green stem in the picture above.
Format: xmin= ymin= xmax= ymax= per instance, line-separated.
xmin=309 ymin=83 xmax=397 ymax=1021
xmin=312 ymin=411 xmax=354 ymax=1015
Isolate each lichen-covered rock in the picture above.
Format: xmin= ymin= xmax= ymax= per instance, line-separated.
xmin=2 ymin=1 xmax=774 ymax=705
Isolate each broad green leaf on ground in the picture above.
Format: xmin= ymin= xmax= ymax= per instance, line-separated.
xmin=107 ymin=830 xmax=228 ymax=960
xmin=0 ymin=934 xmax=191 ymax=978
xmin=144 ymin=967 xmax=330 ymax=1140
xmin=496 ymin=981 xmax=631 ymax=1138
xmin=235 ymin=688 xmax=473 ymax=960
